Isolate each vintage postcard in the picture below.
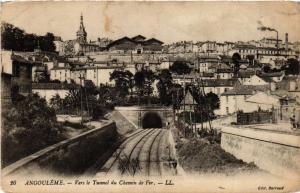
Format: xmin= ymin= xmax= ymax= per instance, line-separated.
xmin=1 ymin=1 xmax=300 ymax=193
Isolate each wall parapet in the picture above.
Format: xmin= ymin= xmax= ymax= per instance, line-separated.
xmin=2 ymin=122 xmax=117 ymax=177
xmin=221 ymin=126 xmax=300 ymax=178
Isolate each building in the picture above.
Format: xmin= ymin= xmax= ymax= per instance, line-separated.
xmin=240 ymin=74 xmax=269 ymax=86
xmin=214 ymin=68 xmax=234 ymax=79
xmin=243 ymin=91 xmax=280 ymax=113
xmin=107 ymin=35 xmax=164 ymax=54
xmin=200 ymin=78 xmax=239 ymax=96
xmin=216 ymin=84 xmax=270 ymax=115
xmin=32 ymin=83 xmax=79 ymax=103
xmin=64 ymin=14 xmax=101 ymax=56
xmin=54 ymin=36 xmax=65 ymax=55
xmin=228 ymin=34 xmax=299 ymax=64
xmin=1 ymin=51 xmax=34 ymax=107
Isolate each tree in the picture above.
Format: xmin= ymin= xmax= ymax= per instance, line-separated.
xmin=39 ymin=32 xmax=56 ymax=52
xmin=156 ymin=69 xmax=173 ymax=105
xmin=134 ymin=69 xmax=155 ymax=104
xmin=49 ymin=94 xmax=63 ymax=112
xmin=2 ymin=94 xmax=64 ymax=166
xmin=263 ymin=65 xmax=271 ymax=73
xmin=1 ymin=22 xmax=56 ymax=52
xmin=281 ymin=58 xmax=300 ymax=75
xmin=110 ymin=69 xmax=134 ymax=99
xmin=205 ymin=92 xmax=220 ymax=111
xmin=232 ymin=53 xmax=241 ymax=77
xmin=169 ymin=61 xmax=192 ymax=75
xmin=1 ymin=22 xmax=25 ymax=51
xmin=170 ymin=83 xmax=184 ymax=109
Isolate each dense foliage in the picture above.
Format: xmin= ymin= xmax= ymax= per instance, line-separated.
xmin=1 ymin=22 xmax=56 ymax=52
xmin=2 ymin=94 xmax=64 ymax=167
xmin=281 ymin=58 xmax=300 ymax=75
xmin=169 ymin=61 xmax=192 ymax=75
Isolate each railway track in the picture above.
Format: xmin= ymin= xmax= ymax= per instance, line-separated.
xmin=96 ymin=128 xmax=175 ymax=177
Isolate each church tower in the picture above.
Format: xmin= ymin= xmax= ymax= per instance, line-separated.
xmin=76 ymin=13 xmax=87 ymax=43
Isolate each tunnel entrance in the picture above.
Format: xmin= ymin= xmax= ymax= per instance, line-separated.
xmin=142 ymin=112 xmax=163 ymax=128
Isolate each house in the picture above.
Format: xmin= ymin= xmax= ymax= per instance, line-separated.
xmin=214 ymin=68 xmax=234 ymax=79
xmin=243 ymin=91 xmax=280 ymax=113
xmin=106 ymin=35 xmax=164 ymax=54
xmin=258 ymin=72 xmax=285 ymax=83
xmin=237 ymin=70 xmax=256 ymax=83
xmin=32 ymin=83 xmax=79 ymax=103
xmin=197 ymin=55 xmax=220 ymax=73
xmin=201 ymin=79 xmax=240 ymax=96
xmin=179 ymin=90 xmax=197 ymax=112
xmin=199 ymin=41 xmax=217 ymax=53
xmin=54 ymin=36 xmax=65 ymax=55
xmin=216 ymin=84 xmax=270 ymax=116
xmin=1 ymin=51 xmax=35 ymax=107
xmin=240 ymin=74 xmax=268 ymax=86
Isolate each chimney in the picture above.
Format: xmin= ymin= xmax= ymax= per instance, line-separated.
xmin=285 ymin=33 xmax=288 ymax=51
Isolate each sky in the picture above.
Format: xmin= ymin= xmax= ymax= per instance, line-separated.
xmin=2 ymin=1 xmax=300 ymax=44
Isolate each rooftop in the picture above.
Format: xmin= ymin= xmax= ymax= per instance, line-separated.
xmin=200 ymin=78 xmax=238 ymax=87
xmin=222 ymin=85 xmax=270 ymax=96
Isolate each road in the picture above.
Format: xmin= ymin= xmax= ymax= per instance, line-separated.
xmin=96 ymin=128 xmax=177 ymax=176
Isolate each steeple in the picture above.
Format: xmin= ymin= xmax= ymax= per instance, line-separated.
xmin=76 ymin=13 xmax=87 ymax=43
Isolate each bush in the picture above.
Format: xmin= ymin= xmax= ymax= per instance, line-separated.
xmin=1 ymin=94 xmax=65 ymax=167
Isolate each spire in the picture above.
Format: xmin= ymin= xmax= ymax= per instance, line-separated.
xmin=77 ymin=13 xmax=87 ymax=43
xmin=80 ymin=13 xmax=84 ymax=29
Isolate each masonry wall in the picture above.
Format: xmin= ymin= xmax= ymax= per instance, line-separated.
xmin=221 ymin=126 xmax=300 ymax=178
xmin=2 ymin=122 xmax=118 ymax=177
xmin=33 ymin=89 xmax=69 ymax=103
xmin=115 ymin=106 xmax=173 ymax=128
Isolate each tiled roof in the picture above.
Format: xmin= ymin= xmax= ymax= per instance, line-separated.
xmin=11 ymin=54 xmax=41 ymax=65
xmin=180 ymin=90 xmax=197 ymax=105
xmin=238 ymin=70 xmax=256 ymax=78
xmin=32 ymin=83 xmax=80 ymax=90
xmin=221 ymin=85 xmax=270 ymax=96
xmin=258 ymin=72 xmax=284 ymax=77
xmin=216 ymin=68 xmax=234 ymax=73
xmin=202 ymin=72 xmax=214 ymax=77
xmin=200 ymin=78 xmax=238 ymax=87
xmin=259 ymin=76 xmax=274 ymax=83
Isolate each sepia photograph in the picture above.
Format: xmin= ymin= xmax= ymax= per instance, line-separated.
xmin=1 ymin=1 xmax=300 ymax=193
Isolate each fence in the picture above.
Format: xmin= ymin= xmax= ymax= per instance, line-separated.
xmin=237 ymin=109 xmax=276 ymax=125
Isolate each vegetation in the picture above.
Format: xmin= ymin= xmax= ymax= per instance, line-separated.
xmin=109 ymin=69 xmax=134 ymax=99
xmin=232 ymin=52 xmax=241 ymax=77
xmin=169 ymin=61 xmax=192 ymax=75
xmin=281 ymin=58 xmax=300 ymax=75
xmin=1 ymin=22 xmax=56 ymax=52
xmin=156 ymin=69 xmax=174 ymax=105
xmin=2 ymin=94 xmax=65 ymax=167
xmin=133 ymin=69 xmax=156 ymax=104
xmin=49 ymin=81 xmax=112 ymax=120
xmin=176 ymin=138 xmax=258 ymax=175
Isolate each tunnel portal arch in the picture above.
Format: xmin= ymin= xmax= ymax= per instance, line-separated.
xmin=142 ymin=112 xmax=163 ymax=128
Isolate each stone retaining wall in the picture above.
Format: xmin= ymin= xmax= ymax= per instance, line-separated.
xmin=221 ymin=126 xmax=300 ymax=178
xmin=2 ymin=122 xmax=118 ymax=177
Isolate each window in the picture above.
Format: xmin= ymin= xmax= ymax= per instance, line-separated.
xmin=244 ymin=95 xmax=247 ymax=100
xmin=226 ymin=96 xmax=229 ymax=102
xmin=226 ymin=107 xmax=229 ymax=114
xmin=224 ymin=88 xmax=228 ymax=92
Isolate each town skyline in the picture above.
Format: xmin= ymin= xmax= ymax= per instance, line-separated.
xmin=2 ymin=1 xmax=300 ymax=44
